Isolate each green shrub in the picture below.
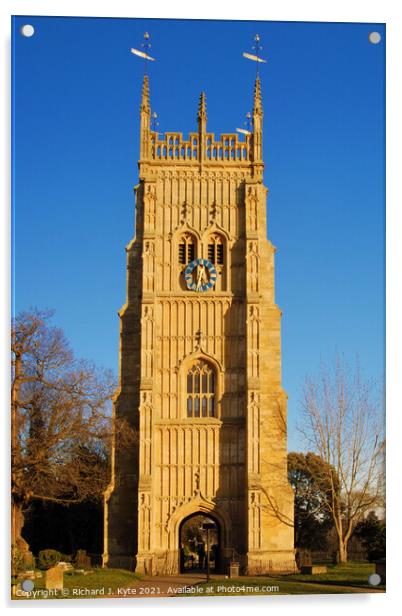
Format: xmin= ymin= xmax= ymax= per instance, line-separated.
xmin=38 ymin=549 xmax=62 ymax=570
xmin=11 ymin=545 xmax=25 ymax=575
xmin=11 ymin=545 xmax=35 ymax=574
xmin=353 ymin=512 xmax=386 ymax=562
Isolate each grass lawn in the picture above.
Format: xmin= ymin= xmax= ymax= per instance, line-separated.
xmin=13 ymin=568 xmax=142 ymax=600
xmin=283 ymin=561 xmax=382 ymax=587
xmin=195 ymin=562 xmax=385 ymax=596
xmin=13 ymin=561 xmax=385 ymax=600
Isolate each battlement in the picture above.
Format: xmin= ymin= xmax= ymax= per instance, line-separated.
xmin=149 ymin=131 xmax=252 ymax=163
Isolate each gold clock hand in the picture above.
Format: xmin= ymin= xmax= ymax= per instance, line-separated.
xmin=196 ymin=269 xmax=203 ymax=291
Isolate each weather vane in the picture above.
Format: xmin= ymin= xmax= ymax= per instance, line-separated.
xmin=236 ymin=111 xmax=252 ymax=136
xmin=130 ymin=32 xmax=156 ymax=74
xmin=243 ymin=33 xmax=267 ymax=76
xmin=151 ymin=111 xmax=159 ymax=132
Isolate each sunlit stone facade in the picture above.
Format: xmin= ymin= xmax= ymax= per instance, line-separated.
xmin=103 ymin=75 xmax=295 ymax=575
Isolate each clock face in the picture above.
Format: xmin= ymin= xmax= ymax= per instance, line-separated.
xmin=184 ymin=258 xmax=217 ymax=292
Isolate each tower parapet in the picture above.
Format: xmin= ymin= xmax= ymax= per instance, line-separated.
xmin=139 ymin=78 xmax=264 ymax=167
xmin=149 ymin=131 xmax=252 ymax=164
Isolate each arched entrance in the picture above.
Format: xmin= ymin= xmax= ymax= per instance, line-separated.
xmin=179 ymin=512 xmax=221 ymax=574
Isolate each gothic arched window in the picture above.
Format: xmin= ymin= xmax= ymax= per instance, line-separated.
xmin=179 ymin=234 xmax=195 ymax=265
xmin=186 ymin=360 xmax=215 ymax=418
xmin=207 ymin=234 xmax=224 ymax=265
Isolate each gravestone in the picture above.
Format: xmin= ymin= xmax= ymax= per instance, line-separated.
xmin=17 ymin=570 xmax=35 ymax=580
xmin=75 ymin=549 xmax=91 ymax=569
xmin=300 ymin=565 xmax=327 ymax=574
xmin=296 ymin=549 xmax=312 ymax=569
xmin=45 ymin=565 xmax=64 ymax=591
xmin=57 ymin=561 xmax=73 ymax=571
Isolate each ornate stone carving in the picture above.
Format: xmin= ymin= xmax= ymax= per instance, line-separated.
xmin=194 ymin=329 xmax=206 ymax=352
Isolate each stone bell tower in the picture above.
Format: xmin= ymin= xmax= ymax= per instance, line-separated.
xmin=103 ymin=71 xmax=295 ymax=575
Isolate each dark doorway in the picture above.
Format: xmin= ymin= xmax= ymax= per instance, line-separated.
xmin=179 ymin=513 xmax=221 ymax=574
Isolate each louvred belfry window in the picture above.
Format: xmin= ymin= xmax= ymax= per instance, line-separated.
xmin=207 ymin=235 xmax=224 ymax=265
xmin=179 ymin=235 xmax=195 ymax=264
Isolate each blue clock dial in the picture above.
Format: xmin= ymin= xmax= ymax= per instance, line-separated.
xmin=185 ymin=258 xmax=217 ymax=292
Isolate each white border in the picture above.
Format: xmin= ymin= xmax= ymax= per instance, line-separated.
xmin=2 ymin=1 xmax=401 ymax=613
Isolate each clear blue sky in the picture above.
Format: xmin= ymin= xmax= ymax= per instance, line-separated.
xmin=12 ymin=16 xmax=385 ymax=451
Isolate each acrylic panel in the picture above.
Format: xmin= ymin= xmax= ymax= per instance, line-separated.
xmin=11 ymin=15 xmax=385 ymax=600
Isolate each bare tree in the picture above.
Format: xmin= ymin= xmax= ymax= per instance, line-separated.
xmin=11 ymin=309 xmax=135 ymax=562
xmin=299 ymin=357 xmax=385 ymax=562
